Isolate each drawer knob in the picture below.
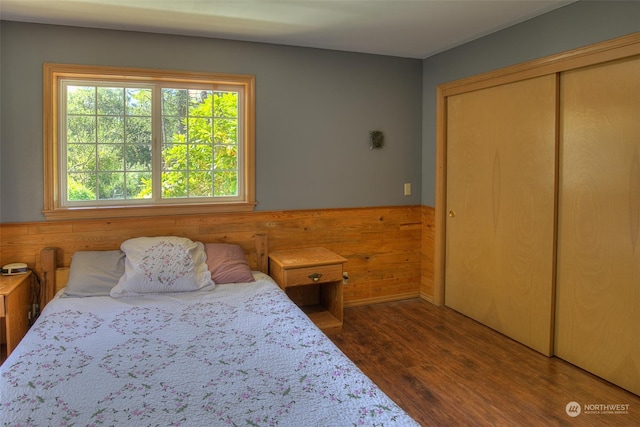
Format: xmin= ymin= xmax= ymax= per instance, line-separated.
xmin=308 ymin=272 xmax=323 ymax=281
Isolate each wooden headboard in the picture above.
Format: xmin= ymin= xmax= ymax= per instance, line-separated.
xmin=39 ymin=233 xmax=268 ymax=307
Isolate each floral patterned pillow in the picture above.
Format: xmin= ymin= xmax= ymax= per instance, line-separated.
xmin=110 ymin=236 xmax=214 ymax=297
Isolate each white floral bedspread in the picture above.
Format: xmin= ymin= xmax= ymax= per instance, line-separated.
xmin=0 ymin=273 xmax=419 ymax=427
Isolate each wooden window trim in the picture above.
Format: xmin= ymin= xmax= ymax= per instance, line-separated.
xmin=43 ymin=63 xmax=256 ymax=220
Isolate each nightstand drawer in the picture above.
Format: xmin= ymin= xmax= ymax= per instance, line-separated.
xmin=282 ymin=264 xmax=343 ymax=288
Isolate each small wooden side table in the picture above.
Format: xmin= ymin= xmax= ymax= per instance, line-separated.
xmin=0 ymin=271 xmax=33 ymax=361
xmin=269 ymin=247 xmax=347 ymax=335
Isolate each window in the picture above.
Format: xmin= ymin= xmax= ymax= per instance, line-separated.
xmin=43 ymin=64 xmax=255 ymax=220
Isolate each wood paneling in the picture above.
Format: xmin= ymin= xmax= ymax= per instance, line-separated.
xmin=421 ymin=205 xmax=435 ymax=302
xmin=0 ymin=206 xmax=432 ymax=306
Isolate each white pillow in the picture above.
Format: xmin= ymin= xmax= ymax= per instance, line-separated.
xmin=110 ymin=236 xmax=214 ymax=297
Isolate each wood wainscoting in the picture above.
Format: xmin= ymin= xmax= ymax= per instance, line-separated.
xmin=420 ymin=204 xmax=436 ymax=303
xmin=0 ymin=205 xmax=437 ymax=307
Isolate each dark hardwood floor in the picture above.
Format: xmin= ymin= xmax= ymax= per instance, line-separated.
xmin=330 ymin=298 xmax=639 ymax=427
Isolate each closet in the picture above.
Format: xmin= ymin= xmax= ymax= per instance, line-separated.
xmin=555 ymin=56 xmax=639 ymax=396
xmin=435 ymin=33 xmax=640 ymax=395
xmin=445 ymin=75 xmax=557 ymax=356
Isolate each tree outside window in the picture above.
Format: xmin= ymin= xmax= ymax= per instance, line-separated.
xmin=43 ymin=64 xmax=255 ymax=220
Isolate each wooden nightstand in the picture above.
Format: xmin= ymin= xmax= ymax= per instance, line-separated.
xmin=0 ymin=271 xmax=33 ymax=362
xmin=269 ymin=247 xmax=347 ymax=335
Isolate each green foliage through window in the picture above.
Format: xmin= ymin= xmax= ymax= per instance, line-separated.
xmin=63 ymin=82 xmax=241 ymax=204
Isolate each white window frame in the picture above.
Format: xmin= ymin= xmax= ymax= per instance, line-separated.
xmin=43 ymin=63 xmax=256 ymax=220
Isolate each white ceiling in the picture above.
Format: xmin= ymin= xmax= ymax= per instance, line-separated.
xmin=0 ymin=0 xmax=575 ymax=59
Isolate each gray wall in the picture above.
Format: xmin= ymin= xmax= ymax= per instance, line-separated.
xmin=0 ymin=22 xmax=422 ymax=222
xmin=421 ymin=0 xmax=640 ymax=206
xmin=2 ymin=1 xmax=639 ymax=223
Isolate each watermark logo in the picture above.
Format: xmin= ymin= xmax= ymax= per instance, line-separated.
xmin=583 ymin=403 xmax=630 ymax=415
xmin=566 ymin=401 xmax=631 ymax=417
xmin=566 ymin=401 xmax=581 ymax=417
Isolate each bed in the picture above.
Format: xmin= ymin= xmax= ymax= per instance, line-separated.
xmin=0 ymin=233 xmax=419 ymax=426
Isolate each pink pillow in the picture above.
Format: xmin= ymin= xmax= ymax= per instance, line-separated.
xmin=204 ymin=243 xmax=255 ymax=284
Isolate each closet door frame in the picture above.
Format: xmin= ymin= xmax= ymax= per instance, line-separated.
xmin=433 ymin=33 xmax=640 ymax=307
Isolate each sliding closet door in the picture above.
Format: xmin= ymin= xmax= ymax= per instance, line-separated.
xmin=445 ymin=75 xmax=557 ymax=356
xmin=555 ymin=56 xmax=640 ymax=395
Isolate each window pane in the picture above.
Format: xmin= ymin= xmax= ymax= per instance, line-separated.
xmin=188 ymin=171 xmax=213 ymax=197
xmin=97 ymin=173 xmax=124 ymax=200
xmin=97 ymin=87 xmax=124 ymax=116
xmin=67 ymin=86 xmax=95 ymax=115
xmin=68 ymin=173 xmax=97 ymax=201
xmin=97 ymin=145 xmax=124 ymax=172
xmin=163 ymin=117 xmax=186 ymax=143
xmin=162 ymin=144 xmax=187 ymax=171
xmin=67 ymin=144 xmax=96 ymax=172
xmin=159 ymin=87 xmax=235 ymax=201
xmin=162 ymin=171 xmax=187 ymax=198
xmin=214 ymin=171 xmax=238 ymax=196
xmin=125 ymin=145 xmax=152 ymax=171
xmin=126 ymin=116 xmax=152 ymax=144
xmin=162 ymin=88 xmax=188 ymax=117
xmin=125 ymin=171 xmax=152 ymax=199
xmin=214 ymin=91 xmax=238 ymax=118
xmin=214 ymin=144 xmax=238 ymax=170
xmin=214 ymin=119 xmax=237 ymax=145
xmin=189 ymin=90 xmax=212 ymax=117
xmin=98 ymin=116 xmax=124 ymax=143
xmin=188 ymin=117 xmax=212 ymax=143
xmin=67 ymin=116 xmax=96 ymax=143
xmin=127 ymin=88 xmax=152 ymax=116
xmin=188 ymin=144 xmax=213 ymax=170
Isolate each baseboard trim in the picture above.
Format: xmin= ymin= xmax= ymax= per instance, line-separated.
xmin=344 ymin=292 xmax=421 ymax=308
xmin=420 ymin=293 xmax=435 ymax=304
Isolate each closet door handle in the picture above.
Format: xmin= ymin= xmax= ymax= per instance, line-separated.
xmin=449 ymin=210 xmax=456 ymax=218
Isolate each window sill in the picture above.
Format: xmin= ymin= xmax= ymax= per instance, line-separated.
xmin=43 ymin=202 xmax=257 ymax=221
